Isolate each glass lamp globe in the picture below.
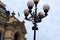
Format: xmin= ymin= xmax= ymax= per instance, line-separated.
xmin=27 ymin=1 xmax=34 ymax=9
xmin=43 ymin=4 xmax=50 ymax=13
xmin=24 ymin=9 xmax=29 ymax=16
xmin=38 ymin=12 xmax=45 ymax=19
xmin=33 ymin=0 xmax=39 ymax=4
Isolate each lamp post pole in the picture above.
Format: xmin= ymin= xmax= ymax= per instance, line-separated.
xmin=24 ymin=0 xmax=50 ymax=40
xmin=33 ymin=4 xmax=38 ymax=40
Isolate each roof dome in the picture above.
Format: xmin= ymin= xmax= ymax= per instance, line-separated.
xmin=0 ymin=7 xmax=5 ymax=13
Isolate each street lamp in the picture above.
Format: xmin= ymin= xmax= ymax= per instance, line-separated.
xmin=43 ymin=5 xmax=50 ymax=16
xmin=24 ymin=0 xmax=50 ymax=40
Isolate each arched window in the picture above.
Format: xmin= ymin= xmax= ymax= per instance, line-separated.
xmin=14 ymin=32 xmax=20 ymax=40
xmin=0 ymin=32 xmax=2 ymax=40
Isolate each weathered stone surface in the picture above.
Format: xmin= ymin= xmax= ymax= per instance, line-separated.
xmin=0 ymin=1 xmax=27 ymax=40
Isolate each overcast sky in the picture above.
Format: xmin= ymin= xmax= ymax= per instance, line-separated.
xmin=0 ymin=0 xmax=60 ymax=40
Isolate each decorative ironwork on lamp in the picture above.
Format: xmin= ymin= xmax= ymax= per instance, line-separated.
xmin=24 ymin=0 xmax=50 ymax=40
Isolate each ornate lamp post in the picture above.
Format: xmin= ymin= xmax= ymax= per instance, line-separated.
xmin=24 ymin=0 xmax=50 ymax=40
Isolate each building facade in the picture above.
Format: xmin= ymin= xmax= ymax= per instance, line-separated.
xmin=0 ymin=1 xmax=27 ymax=40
